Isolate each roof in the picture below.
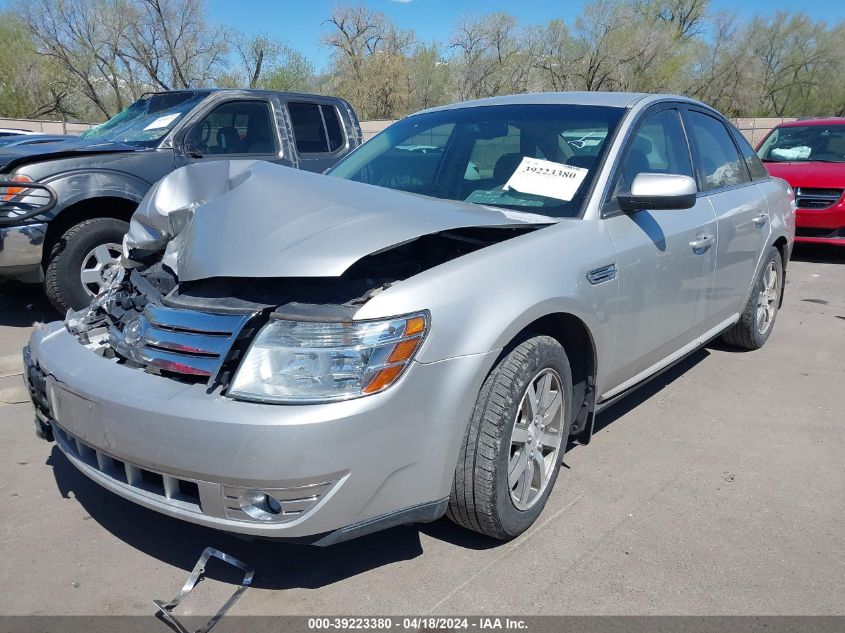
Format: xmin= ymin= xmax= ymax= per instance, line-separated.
xmin=150 ymin=88 xmax=346 ymax=102
xmin=419 ymin=92 xmax=699 ymax=115
xmin=778 ymin=117 xmax=845 ymax=128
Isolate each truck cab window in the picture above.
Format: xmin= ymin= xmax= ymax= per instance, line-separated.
xmin=187 ymin=100 xmax=276 ymax=156
xmin=288 ymin=102 xmax=345 ymax=154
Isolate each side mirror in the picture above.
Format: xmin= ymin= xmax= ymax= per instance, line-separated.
xmin=617 ymin=173 xmax=697 ymax=211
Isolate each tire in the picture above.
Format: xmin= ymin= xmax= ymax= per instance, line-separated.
xmin=721 ymin=245 xmax=783 ymax=350
xmin=447 ymin=335 xmax=573 ymax=540
xmin=44 ymin=217 xmax=128 ymax=313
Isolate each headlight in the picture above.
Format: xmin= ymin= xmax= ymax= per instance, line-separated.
xmin=228 ymin=312 xmax=429 ymax=403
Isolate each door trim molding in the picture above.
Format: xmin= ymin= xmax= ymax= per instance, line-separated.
xmin=598 ymin=314 xmax=739 ymax=403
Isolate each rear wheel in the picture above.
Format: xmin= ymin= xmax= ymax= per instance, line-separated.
xmin=721 ymin=245 xmax=783 ymax=350
xmin=447 ymin=335 xmax=573 ymax=540
xmin=44 ymin=217 xmax=128 ymax=313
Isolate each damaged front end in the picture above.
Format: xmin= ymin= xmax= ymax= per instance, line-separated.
xmin=65 ymin=223 xmax=542 ymax=394
xmin=64 ymin=160 xmax=550 ymax=396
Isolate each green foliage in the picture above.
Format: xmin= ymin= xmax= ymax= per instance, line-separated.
xmin=2 ymin=0 xmax=843 ymax=123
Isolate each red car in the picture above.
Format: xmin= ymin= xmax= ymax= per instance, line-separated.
xmin=757 ymin=118 xmax=845 ymax=245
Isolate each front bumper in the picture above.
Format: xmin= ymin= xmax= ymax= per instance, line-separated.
xmin=0 ymin=222 xmax=46 ymax=281
xmin=26 ymin=321 xmax=496 ymax=542
xmin=795 ymin=202 xmax=845 ymax=245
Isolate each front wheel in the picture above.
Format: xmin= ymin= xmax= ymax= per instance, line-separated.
xmin=44 ymin=217 xmax=128 ymax=313
xmin=721 ymin=245 xmax=784 ymax=350
xmin=447 ymin=335 xmax=573 ymax=540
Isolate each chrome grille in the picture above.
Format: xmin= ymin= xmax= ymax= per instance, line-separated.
xmin=110 ymin=305 xmax=254 ymax=383
xmin=795 ymin=188 xmax=843 ymax=210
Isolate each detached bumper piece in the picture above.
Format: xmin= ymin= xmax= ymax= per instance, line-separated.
xmin=22 ymin=345 xmax=53 ymax=440
xmin=154 ymin=547 xmax=253 ymax=633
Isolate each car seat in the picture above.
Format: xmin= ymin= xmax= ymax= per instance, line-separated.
xmin=216 ymin=126 xmax=241 ymax=154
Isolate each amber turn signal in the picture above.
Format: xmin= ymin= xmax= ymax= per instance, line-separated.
xmin=2 ymin=174 xmax=33 ymax=202
xmin=363 ymin=365 xmax=404 ymax=394
xmin=387 ymin=337 xmax=421 ymax=363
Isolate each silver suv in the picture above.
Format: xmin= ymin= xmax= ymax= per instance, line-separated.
xmin=24 ymin=93 xmax=794 ymax=545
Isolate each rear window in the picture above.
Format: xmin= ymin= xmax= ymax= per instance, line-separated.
xmin=730 ymin=125 xmax=769 ymax=179
xmin=288 ymin=102 xmax=346 ymax=154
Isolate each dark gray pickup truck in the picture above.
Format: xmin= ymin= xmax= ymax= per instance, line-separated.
xmin=0 ymin=89 xmax=362 ymax=311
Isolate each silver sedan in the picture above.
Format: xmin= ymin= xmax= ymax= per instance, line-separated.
xmin=24 ymin=92 xmax=794 ymax=544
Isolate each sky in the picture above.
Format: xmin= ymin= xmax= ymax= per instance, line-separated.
xmin=206 ymin=0 xmax=845 ymax=72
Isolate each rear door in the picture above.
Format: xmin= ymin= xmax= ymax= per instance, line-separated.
xmin=601 ymin=105 xmax=718 ymax=396
xmin=683 ymin=108 xmax=771 ymax=326
xmin=285 ymin=100 xmax=350 ymax=173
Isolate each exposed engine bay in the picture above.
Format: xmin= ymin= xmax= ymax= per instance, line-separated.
xmin=66 ymin=224 xmax=545 ymax=390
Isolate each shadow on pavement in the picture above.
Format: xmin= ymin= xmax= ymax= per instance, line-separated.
xmin=0 ymin=281 xmax=60 ymax=327
xmin=591 ymin=347 xmax=710 ymax=436
xmin=46 ymin=445 xmax=500 ymax=590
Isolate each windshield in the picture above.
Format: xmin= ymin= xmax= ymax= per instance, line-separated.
xmin=327 ymin=104 xmax=624 ymax=218
xmin=79 ymin=91 xmax=207 ymax=147
xmin=757 ymin=124 xmax=845 ymax=163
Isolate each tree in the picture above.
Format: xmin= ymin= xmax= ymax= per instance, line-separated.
xmin=449 ymin=13 xmax=536 ymax=100
xmin=322 ymin=3 xmax=415 ymax=119
xmin=261 ymin=48 xmax=315 ymax=92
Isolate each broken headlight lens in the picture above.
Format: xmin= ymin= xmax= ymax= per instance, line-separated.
xmin=228 ymin=312 xmax=429 ymax=403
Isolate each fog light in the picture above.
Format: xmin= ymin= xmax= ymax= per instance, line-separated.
xmin=238 ymin=490 xmax=283 ymax=521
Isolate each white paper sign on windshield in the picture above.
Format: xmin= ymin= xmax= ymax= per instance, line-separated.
xmin=504 ymin=157 xmax=589 ymax=202
xmin=143 ymin=113 xmax=180 ymax=131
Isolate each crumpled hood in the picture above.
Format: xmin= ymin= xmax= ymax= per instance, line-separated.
xmin=127 ymin=160 xmax=548 ymax=281
xmin=0 ymin=138 xmax=143 ymax=172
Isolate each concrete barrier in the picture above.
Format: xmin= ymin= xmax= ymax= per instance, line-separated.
xmin=0 ymin=114 xmax=800 ymax=147
xmin=730 ymin=117 xmax=797 ymax=147
xmin=0 ymin=117 xmax=94 ymax=136
xmin=360 ymin=118 xmax=798 ymax=146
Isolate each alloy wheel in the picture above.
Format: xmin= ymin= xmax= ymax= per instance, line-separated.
xmin=80 ymin=242 xmax=122 ymax=297
xmin=508 ymin=368 xmax=565 ymax=511
xmin=756 ymin=260 xmax=780 ymax=335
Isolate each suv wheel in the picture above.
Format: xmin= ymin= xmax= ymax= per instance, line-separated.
xmin=721 ymin=245 xmax=783 ymax=350
xmin=447 ymin=335 xmax=573 ymax=540
xmin=44 ymin=218 xmax=128 ymax=313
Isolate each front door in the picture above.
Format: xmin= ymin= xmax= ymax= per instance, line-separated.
xmin=601 ymin=107 xmax=718 ymax=397
xmin=176 ymin=98 xmax=282 ymax=168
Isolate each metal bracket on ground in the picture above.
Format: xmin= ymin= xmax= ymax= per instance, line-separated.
xmin=153 ymin=547 xmax=254 ymax=633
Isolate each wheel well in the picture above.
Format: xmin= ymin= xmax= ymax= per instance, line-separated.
xmin=773 ymin=236 xmax=788 ymax=307
xmin=43 ymin=197 xmax=137 ymax=265
xmin=512 ymin=313 xmax=597 ymax=437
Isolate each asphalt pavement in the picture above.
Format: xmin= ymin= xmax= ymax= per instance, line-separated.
xmin=0 ymin=245 xmax=842 ymax=616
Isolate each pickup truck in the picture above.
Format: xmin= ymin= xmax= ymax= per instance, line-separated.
xmin=0 ymin=89 xmax=362 ymax=311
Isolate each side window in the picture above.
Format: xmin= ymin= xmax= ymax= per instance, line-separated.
xmin=616 ymin=109 xmax=693 ymax=193
xmin=288 ymin=102 xmax=347 ymax=154
xmin=322 ymin=105 xmax=345 ymax=152
xmin=730 ymin=125 xmax=769 ymax=180
xmin=686 ymin=111 xmax=750 ymax=190
xmin=186 ymin=100 xmax=276 ymax=156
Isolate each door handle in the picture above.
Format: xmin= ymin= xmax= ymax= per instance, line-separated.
xmin=753 ymin=213 xmax=769 ymax=227
xmin=689 ymin=234 xmax=714 ymax=253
